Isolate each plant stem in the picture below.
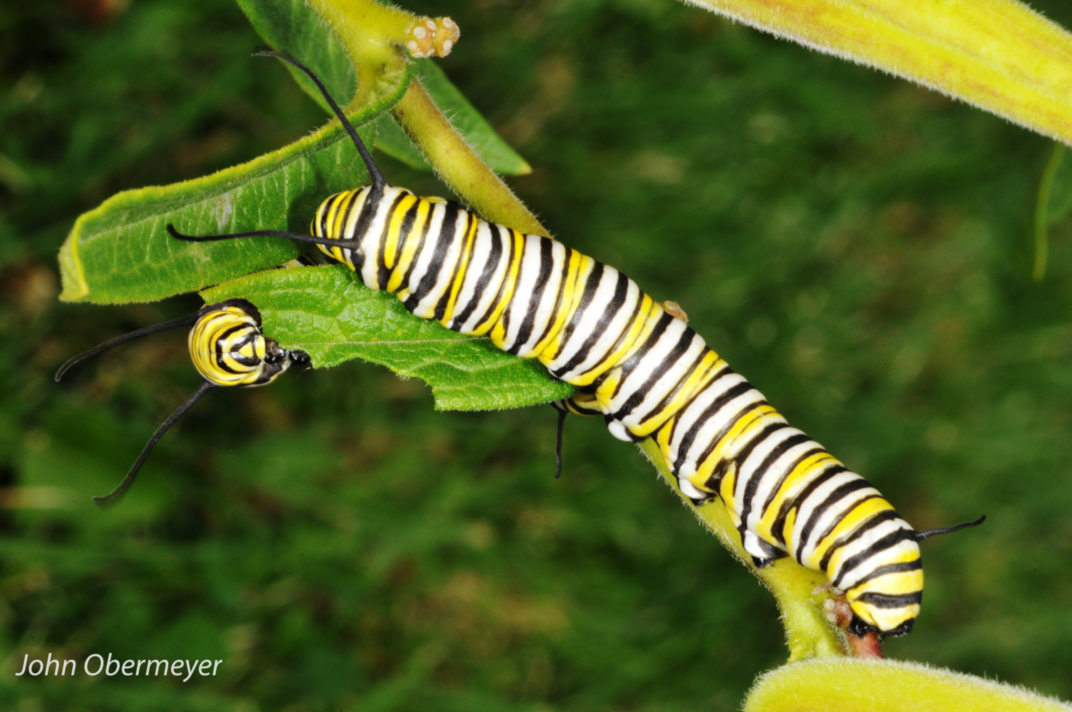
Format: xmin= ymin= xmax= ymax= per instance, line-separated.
xmin=638 ymin=439 xmax=848 ymax=661
xmin=391 ymin=81 xmax=549 ymax=237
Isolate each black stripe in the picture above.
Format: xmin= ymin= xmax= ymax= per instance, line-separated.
xmin=844 ymin=559 xmax=922 ymax=590
xmin=450 ymin=222 xmax=504 ymax=330
xmin=758 ymin=445 xmax=825 ymax=516
xmin=531 ymin=246 xmax=576 ymax=350
xmin=770 ymin=464 xmax=847 ymax=546
xmin=434 ymin=210 xmax=476 ymax=322
xmin=818 ymin=508 xmax=900 ymax=571
xmin=640 ymin=347 xmax=713 ymax=434
xmin=406 ymin=202 xmax=460 ymax=309
xmin=794 ymin=479 xmax=872 ymax=561
xmin=722 ymin=422 xmax=787 ymax=524
xmin=738 ymin=432 xmax=811 ymax=528
xmin=673 ymin=376 xmax=749 ymax=473
xmin=399 ymin=203 xmax=440 ymax=299
xmin=316 ymin=193 xmax=338 ymax=238
xmin=611 ymin=312 xmax=675 ymax=402
xmin=663 ymin=361 xmax=730 ymax=450
xmin=854 ymin=591 xmax=922 ymax=609
xmin=470 ymin=226 xmax=519 ymax=332
xmin=346 ymin=184 xmax=383 ymax=271
xmin=832 ymin=528 xmax=915 ymax=589
xmin=552 ymin=267 xmax=629 ymax=377
xmin=507 ymin=237 xmax=556 ymax=354
xmin=810 ymin=496 xmax=890 ymax=569
xmin=378 ymin=193 xmax=415 ymax=290
xmin=335 ymin=190 xmax=363 ymax=268
xmin=612 ymin=327 xmax=697 ymax=419
xmin=694 ymin=404 xmax=769 ymax=486
xmin=548 ymin=261 xmax=608 ymax=373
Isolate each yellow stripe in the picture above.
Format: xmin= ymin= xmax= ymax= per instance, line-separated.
xmin=382 ymin=193 xmax=419 ymax=271
xmin=388 ymin=198 xmax=434 ymax=294
xmin=697 ymin=404 xmax=780 ymax=487
xmin=188 ymin=305 xmax=265 ymax=387
xmin=531 ymin=248 xmax=584 ymax=359
xmin=578 ymin=294 xmax=661 ymax=391
xmin=754 ymin=450 xmax=838 ymax=542
xmin=480 ymin=229 xmax=526 ymax=342
xmin=806 ymin=498 xmax=895 ymax=571
xmin=439 ymin=212 xmax=480 ymax=326
xmin=629 ymin=350 xmax=724 ymax=439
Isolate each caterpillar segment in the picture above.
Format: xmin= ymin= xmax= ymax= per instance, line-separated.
xmin=56 ymin=299 xmax=308 ymax=504
xmin=166 ymin=51 xmax=984 ymax=641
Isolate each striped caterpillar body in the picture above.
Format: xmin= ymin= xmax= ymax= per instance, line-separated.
xmin=56 ymin=298 xmax=308 ymax=503
xmin=165 ymin=52 xmax=982 ymax=640
xmin=188 ymin=299 xmax=301 ymax=387
xmin=306 ymin=186 xmax=929 ymax=636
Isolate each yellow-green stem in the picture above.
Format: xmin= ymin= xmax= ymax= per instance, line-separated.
xmin=307 ymin=0 xmax=546 ymax=237
xmin=745 ymin=658 xmax=1072 ymax=712
xmin=638 ymin=439 xmax=847 ymax=661
xmin=306 ymin=0 xmax=451 ymax=110
xmin=391 ymin=81 xmax=548 ymax=237
xmin=681 ymin=0 xmax=1072 ymax=146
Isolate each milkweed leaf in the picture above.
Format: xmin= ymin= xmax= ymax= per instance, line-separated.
xmin=237 ymin=0 xmax=528 ymax=175
xmin=376 ymin=60 xmax=532 ymax=176
xmin=201 ymin=265 xmax=575 ymax=411
xmin=58 ymin=71 xmax=411 ymax=305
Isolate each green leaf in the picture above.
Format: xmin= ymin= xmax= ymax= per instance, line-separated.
xmin=377 ymin=59 xmax=532 ymax=176
xmin=201 ymin=265 xmax=575 ymax=411
xmin=415 ymin=59 xmax=531 ymax=176
xmin=237 ymin=0 xmax=528 ymax=176
xmin=374 ymin=113 xmax=432 ymax=170
xmin=235 ymin=0 xmax=357 ymax=110
xmin=58 ymin=71 xmax=411 ymax=305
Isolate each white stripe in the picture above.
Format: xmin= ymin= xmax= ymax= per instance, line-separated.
xmin=449 ymin=220 xmax=496 ymax=330
xmin=741 ymin=432 xmax=816 ymax=532
xmin=356 ymin=187 xmax=404 ymax=287
xmin=796 ymin=478 xmax=881 ymax=565
xmin=617 ymin=333 xmax=707 ymax=429
xmin=513 ymin=240 xmax=568 ymax=357
xmin=603 ymin=311 xmax=686 ymax=414
xmin=545 ymin=265 xmax=636 ymax=380
xmin=458 ymin=225 xmax=513 ymax=334
xmin=676 ymin=381 xmax=768 ymax=479
xmin=500 ymin=234 xmax=548 ymax=352
xmin=832 ymin=520 xmax=914 ymax=590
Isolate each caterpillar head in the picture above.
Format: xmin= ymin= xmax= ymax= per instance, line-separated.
xmin=56 ymin=298 xmax=308 ymax=504
xmin=189 ymin=299 xmax=306 ymax=387
xmin=833 ymin=515 xmax=985 ymax=640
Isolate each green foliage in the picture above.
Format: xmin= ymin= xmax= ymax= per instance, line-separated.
xmin=57 ymin=118 xmax=386 ymax=303
xmin=203 ymin=266 xmax=574 ymax=410
xmin=375 ymin=60 xmax=532 ymax=175
xmin=237 ymin=0 xmax=529 ymax=174
xmin=235 ymin=0 xmax=359 ymax=111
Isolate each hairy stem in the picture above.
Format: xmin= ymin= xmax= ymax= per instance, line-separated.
xmin=391 ymin=81 xmax=548 ymax=237
xmin=638 ymin=439 xmax=847 ymax=661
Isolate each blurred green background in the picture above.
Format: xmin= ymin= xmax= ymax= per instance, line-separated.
xmin=3 ymin=0 xmax=1072 ymax=709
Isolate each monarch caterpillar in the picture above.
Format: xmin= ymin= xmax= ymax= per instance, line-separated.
xmin=56 ymin=298 xmax=308 ymax=503
xmin=101 ymin=50 xmax=981 ymax=640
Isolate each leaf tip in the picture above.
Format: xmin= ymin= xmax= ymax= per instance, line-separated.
xmin=57 ymin=230 xmax=89 ymax=302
